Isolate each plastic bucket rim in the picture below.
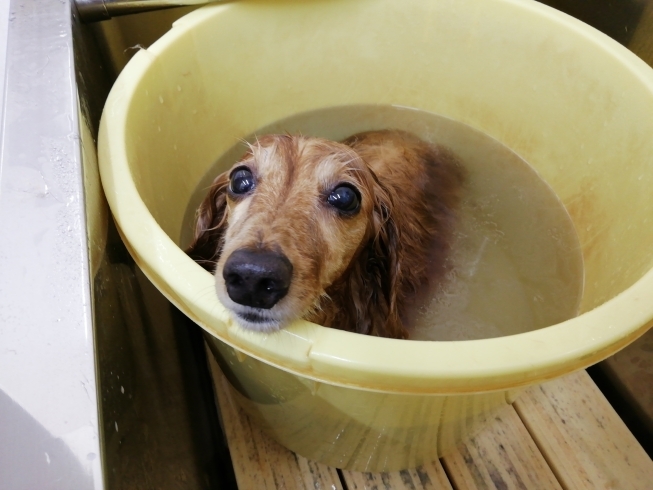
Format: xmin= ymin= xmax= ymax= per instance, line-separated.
xmin=97 ymin=0 xmax=653 ymax=395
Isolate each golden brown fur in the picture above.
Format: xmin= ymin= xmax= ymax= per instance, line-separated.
xmin=186 ymin=130 xmax=465 ymax=339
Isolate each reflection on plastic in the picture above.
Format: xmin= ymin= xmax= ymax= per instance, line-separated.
xmin=207 ymin=337 xmax=515 ymax=470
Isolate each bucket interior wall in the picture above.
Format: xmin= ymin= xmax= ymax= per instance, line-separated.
xmin=123 ymin=0 xmax=653 ymax=317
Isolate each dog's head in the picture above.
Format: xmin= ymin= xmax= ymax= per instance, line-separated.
xmin=187 ymin=134 xmax=397 ymax=333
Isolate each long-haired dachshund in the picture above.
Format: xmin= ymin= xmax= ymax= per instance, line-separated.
xmin=186 ymin=130 xmax=465 ymax=339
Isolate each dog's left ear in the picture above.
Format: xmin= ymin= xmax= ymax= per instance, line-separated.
xmin=185 ymin=171 xmax=230 ymax=272
xmin=346 ymin=182 xmax=406 ymax=339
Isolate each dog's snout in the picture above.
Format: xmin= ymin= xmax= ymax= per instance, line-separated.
xmin=222 ymin=249 xmax=293 ymax=309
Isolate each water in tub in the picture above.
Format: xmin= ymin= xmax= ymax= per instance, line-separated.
xmin=183 ymin=105 xmax=584 ymax=341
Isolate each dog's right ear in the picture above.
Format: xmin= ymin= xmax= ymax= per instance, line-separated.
xmin=185 ymin=171 xmax=230 ymax=272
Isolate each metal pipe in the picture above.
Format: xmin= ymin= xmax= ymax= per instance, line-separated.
xmin=75 ymin=0 xmax=218 ymax=23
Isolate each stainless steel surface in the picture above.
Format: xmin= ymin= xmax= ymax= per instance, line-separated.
xmin=1 ymin=0 xmax=652 ymax=488
xmin=87 ymin=5 xmax=200 ymax=74
xmin=88 ymin=243 xmax=236 ymax=489
xmin=0 ymin=0 xmax=102 ymax=488
xmin=73 ymin=3 xmax=237 ymax=489
xmin=0 ymin=0 xmax=234 ymax=487
xmin=76 ymin=0 xmax=218 ymax=23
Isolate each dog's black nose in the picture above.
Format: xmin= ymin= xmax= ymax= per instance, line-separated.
xmin=222 ymin=249 xmax=293 ymax=309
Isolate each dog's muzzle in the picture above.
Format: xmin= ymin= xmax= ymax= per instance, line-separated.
xmin=222 ymin=248 xmax=293 ymax=309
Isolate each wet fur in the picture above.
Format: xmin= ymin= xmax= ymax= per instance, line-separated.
xmin=186 ymin=130 xmax=465 ymax=339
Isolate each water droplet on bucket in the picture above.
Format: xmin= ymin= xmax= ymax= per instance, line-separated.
xmin=309 ymin=380 xmax=320 ymax=395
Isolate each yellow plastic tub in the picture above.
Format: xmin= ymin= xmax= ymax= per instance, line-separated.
xmin=98 ymin=0 xmax=653 ymax=471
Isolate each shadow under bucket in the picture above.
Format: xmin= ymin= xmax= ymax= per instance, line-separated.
xmin=98 ymin=0 xmax=653 ymax=471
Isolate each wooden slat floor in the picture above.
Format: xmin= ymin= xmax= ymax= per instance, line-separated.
xmin=207 ymin=352 xmax=653 ymax=489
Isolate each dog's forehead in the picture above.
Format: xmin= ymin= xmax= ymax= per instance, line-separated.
xmin=251 ymin=135 xmax=364 ymax=184
xmin=251 ymin=136 xmax=357 ymax=171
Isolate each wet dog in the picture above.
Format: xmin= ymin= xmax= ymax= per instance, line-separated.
xmin=186 ymin=130 xmax=464 ymax=338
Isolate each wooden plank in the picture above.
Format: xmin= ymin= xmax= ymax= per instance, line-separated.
xmin=514 ymin=370 xmax=653 ymax=490
xmin=207 ymin=353 xmax=343 ymax=490
xmin=341 ymin=460 xmax=453 ymax=490
xmin=442 ymin=405 xmax=562 ymax=489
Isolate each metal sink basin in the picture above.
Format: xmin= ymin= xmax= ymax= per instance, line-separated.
xmin=0 ymin=0 xmax=651 ymax=488
xmin=1 ymin=2 xmax=233 ymax=488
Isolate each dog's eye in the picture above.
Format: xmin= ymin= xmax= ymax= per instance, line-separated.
xmin=230 ymin=168 xmax=256 ymax=195
xmin=327 ymin=184 xmax=361 ymax=213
